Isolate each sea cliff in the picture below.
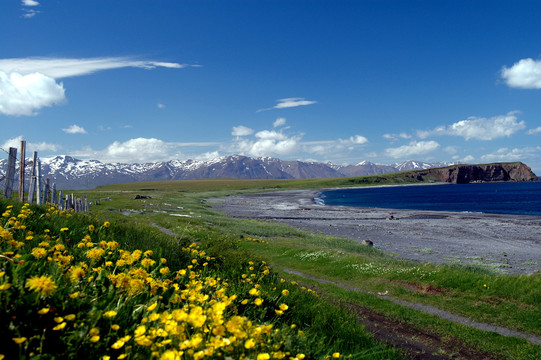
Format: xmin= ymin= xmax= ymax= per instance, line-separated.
xmin=405 ymin=162 xmax=539 ymax=184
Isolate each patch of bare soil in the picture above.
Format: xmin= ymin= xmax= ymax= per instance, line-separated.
xmin=392 ymin=281 xmax=449 ymax=296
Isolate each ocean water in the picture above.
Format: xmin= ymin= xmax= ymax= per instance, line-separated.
xmin=317 ymin=181 xmax=541 ymax=216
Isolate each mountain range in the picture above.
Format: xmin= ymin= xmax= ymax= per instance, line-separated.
xmin=0 ymin=155 xmax=459 ymax=190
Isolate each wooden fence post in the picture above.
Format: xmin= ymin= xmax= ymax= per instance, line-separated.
xmin=51 ymin=183 xmax=57 ymax=205
xmin=36 ymin=160 xmax=41 ymax=205
xmin=42 ymin=178 xmax=50 ymax=204
xmin=28 ymin=152 xmax=37 ymax=203
xmin=18 ymin=141 xmax=26 ymax=202
xmin=3 ymin=147 xmax=17 ymax=199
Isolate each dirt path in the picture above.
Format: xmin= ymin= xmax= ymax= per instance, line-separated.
xmin=282 ymin=268 xmax=541 ymax=347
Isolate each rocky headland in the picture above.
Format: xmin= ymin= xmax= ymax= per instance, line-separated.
xmin=403 ymin=162 xmax=538 ymax=184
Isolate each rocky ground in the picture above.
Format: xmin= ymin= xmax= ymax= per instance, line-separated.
xmin=213 ymin=189 xmax=541 ymax=275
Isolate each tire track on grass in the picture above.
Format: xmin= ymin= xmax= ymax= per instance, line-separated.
xmin=282 ymin=268 xmax=541 ymax=346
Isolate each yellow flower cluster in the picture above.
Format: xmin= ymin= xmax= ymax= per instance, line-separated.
xmin=0 ymin=202 xmax=326 ymax=359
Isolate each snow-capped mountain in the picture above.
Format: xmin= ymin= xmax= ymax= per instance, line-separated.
xmin=0 ymin=155 xmax=461 ymax=190
xmin=392 ymin=160 xmax=456 ymax=172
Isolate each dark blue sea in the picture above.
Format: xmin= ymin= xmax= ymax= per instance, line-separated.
xmin=317 ymin=181 xmax=541 ymax=216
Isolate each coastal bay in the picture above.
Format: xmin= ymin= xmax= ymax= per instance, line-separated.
xmin=214 ymin=189 xmax=541 ymax=275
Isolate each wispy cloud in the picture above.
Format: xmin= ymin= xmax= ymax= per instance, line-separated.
xmin=0 ymin=57 xmax=189 ymax=79
xmin=21 ymin=0 xmax=40 ymax=18
xmin=417 ymin=111 xmax=525 ymax=140
xmin=339 ymin=135 xmax=368 ymax=145
xmin=501 ymin=58 xmax=541 ymax=89
xmin=232 ymin=125 xmax=254 ymax=137
xmin=2 ymin=135 xmax=61 ymax=153
xmin=157 ymin=103 xmax=166 ymax=109
xmin=257 ymin=97 xmax=316 ymax=112
xmin=383 ymin=132 xmax=411 ymax=142
xmin=70 ymin=137 xmax=221 ymax=163
xmin=527 ymin=126 xmax=541 ymax=135
xmin=273 ymin=117 xmax=286 ymax=128
xmin=0 ymin=57 xmax=190 ymax=116
xmin=480 ymin=146 xmax=541 ymax=162
xmin=385 ymin=140 xmax=440 ymax=159
xmin=62 ymin=124 xmax=87 ymax=134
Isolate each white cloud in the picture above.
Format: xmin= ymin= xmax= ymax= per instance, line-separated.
xmin=0 ymin=57 xmax=188 ymax=116
xmin=383 ymin=132 xmax=411 ymax=142
xmin=0 ymin=57 xmax=187 ymax=79
xmin=527 ymin=126 xmax=541 ymax=135
xmin=62 ymin=124 xmax=87 ymax=134
xmin=339 ymin=135 xmax=368 ymax=145
xmin=157 ymin=103 xmax=165 ymax=109
xmin=0 ymin=71 xmax=66 ymax=116
xmin=2 ymin=136 xmax=60 ymax=153
xmin=21 ymin=0 xmax=40 ymax=17
xmin=74 ymin=138 xmax=172 ymax=163
xmin=417 ymin=111 xmax=525 ymax=140
xmin=258 ymin=97 xmax=316 ymax=112
xmin=480 ymin=146 xmax=541 ymax=163
xmin=273 ymin=117 xmax=286 ymax=127
xmin=255 ymin=130 xmax=288 ymax=141
xmin=232 ymin=125 xmax=254 ymax=136
xmin=501 ymin=58 xmax=541 ymax=89
xmin=385 ymin=140 xmax=440 ymax=159
xmin=230 ymin=127 xmax=301 ymax=157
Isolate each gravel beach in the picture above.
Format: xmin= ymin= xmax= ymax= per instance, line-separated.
xmin=213 ymin=189 xmax=541 ymax=275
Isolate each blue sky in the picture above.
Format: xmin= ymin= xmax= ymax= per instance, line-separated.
xmin=1 ymin=1 xmax=540 ymax=173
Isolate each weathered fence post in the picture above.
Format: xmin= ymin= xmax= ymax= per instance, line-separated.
xmin=36 ymin=160 xmax=42 ymax=205
xmin=51 ymin=183 xmax=57 ymax=205
xmin=42 ymin=178 xmax=50 ymax=204
xmin=28 ymin=152 xmax=38 ymax=203
xmin=18 ymin=140 xmax=26 ymax=202
xmin=58 ymin=190 xmax=64 ymax=210
xmin=3 ymin=147 xmax=17 ymax=199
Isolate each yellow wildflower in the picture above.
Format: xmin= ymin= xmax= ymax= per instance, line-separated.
xmin=25 ymin=275 xmax=57 ymax=297
xmin=111 ymin=339 xmax=125 ymax=349
xmin=103 ymin=310 xmax=117 ymax=318
xmin=244 ymin=338 xmax=256 ymax=349
xmin=257 ymin=354 xmax=270 ymax=360
xmin=90 ymin=335 xmax=100 ymax=342
xmin=254 ymin=298 xmax=264 ymax=306
xmin=60 ymin=227 xmax=69 ymax=232
xmin=12 ymin=337 xmax=27 ymax=344
xmin=86 ymin=248 xmax=105 ymax=261
xmin=332 ymin=352 xmax=340 ymax=358
xmin=38 ymin=307 xmax=50 ymax=315
xmin=69 ymin=266 xmax=86 ymax=283
xmin=249 ymin=288 xmax=260 ymax=296
xmin=282 ymin=289 xmax=289 ymax=296
xmin=88 ymin=224 xmax=95 ymax=231
xmin=0 ymin=284 xmax=11 ymax=291
xmin=103 ymin=221 xmax=110 ymax=228
xmin=31 ymin=247 xmax=47 ymax=259
xmin=53 ymin=322 xmax=67 ymax=330
xmin=279 ymin=304 xmax=288 ymax=311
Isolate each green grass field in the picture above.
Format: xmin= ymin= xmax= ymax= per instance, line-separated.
xmin=2 ymin=174 xmax=540 ymax=359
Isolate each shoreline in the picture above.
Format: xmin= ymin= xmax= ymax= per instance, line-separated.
xmin=212 ymin=189 xmax=541 ymax=275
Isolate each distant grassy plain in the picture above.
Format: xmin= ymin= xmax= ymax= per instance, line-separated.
xmin=80 ymin=174 xmax=541 ymax=359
